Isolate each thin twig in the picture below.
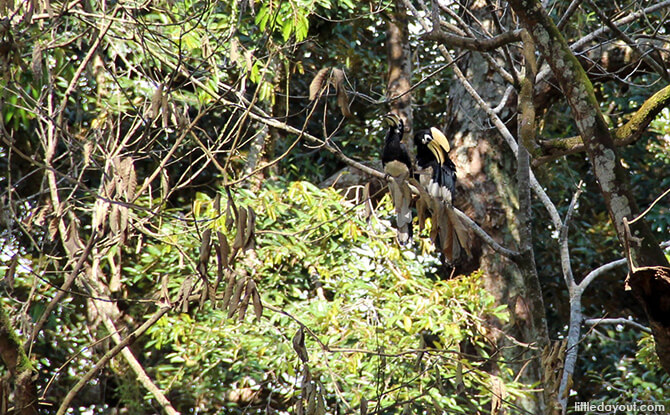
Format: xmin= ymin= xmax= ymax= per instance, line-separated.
xmin=56 ymin=304 xmax=173 ymax=415
xmin=583 ymin=317 xmax=651 ymax=333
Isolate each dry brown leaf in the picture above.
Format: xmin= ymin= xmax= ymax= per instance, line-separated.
xmin=336 ymin=87 xmax=352 ymax=118
xmin=225 ymin=197 xmax=234 ymax=230
xmin=124 ymin=158 xmax=137 ymax=201
xmin=64 ymin=220 xmax=83 ymax=254
xmin=232 ymin=207 xmax=248 ymax=250
xmin=161 ymin=169 xmax=170 ymax=199
xmin=221 ymin=272 xmax=236 ymax=310
xmin=33 ymin=205 xmax=49 ymax=227
xmin=119 ymin=206 xmax=129 ymax=241
xmin=4 ymin=254 xmax=18 ymax=291
xmin=92 ymin=200 xmax=107 ymax=231
xmin=161 ymin=275 xmax=170 ymax=305
xmin=227 ymin=276 xmax=246 ymax=318
xmin=251 ymin=284 xmax=263 ymax=322
xmin=104 ymin=177 xmax=116 ymax=198
xmin=309 ymin=67 xmax=330 ymax=101
xmin=292 ymin=327 xmax=309 ymax=363
xmin=447 ymin=208 xmax=471 ymax=256
xmin=149 ymin=83 xmax=163 ymax=120
xmin=489 ymin=375 xmax=507 ymax=415
xmin=229 ymin=37 xmax=240 ymax=63
xmin=331 ymin=68 xmax=352 ymax=118
xmin=360 ymin=398 xmax=368 ymax=415
xmin=238 ymin=279 xmax=255 ymax=322
xmin=179 ymin=276 xmax=193 ymax=313
xmin=109 ymin=205 xmax=119 ymax=235
xmin=198 ymin=280 xmax=208 ymax=310
xmin=331 ymin=68 xmax=344 ymax=90
xmin=198 ymin=228 xmax=212 ymax=277
xmin=31 ymin=41 xmax=42 ymax=79
xmin=217 ymin=231 xmax=230 ymax=269
xmin=244 ymin=207 xmax=256 ymax=251
xmin=48 ymin=217 xmax=58 ymax=239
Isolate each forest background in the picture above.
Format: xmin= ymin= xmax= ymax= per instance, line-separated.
xmin=1 ymin=0 xmax=669 ymax=414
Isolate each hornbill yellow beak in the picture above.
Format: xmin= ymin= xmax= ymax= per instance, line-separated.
xmin=427 ymin=127 xmax=450 ymax=165
xmin=382 ymin=112 xmax=402 ymax=128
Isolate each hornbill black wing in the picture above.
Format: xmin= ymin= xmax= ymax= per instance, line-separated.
xmin=381 ymin=113 xmax=413 ymax=245
xmin=414 ymin=127 xmax=470 ymax=262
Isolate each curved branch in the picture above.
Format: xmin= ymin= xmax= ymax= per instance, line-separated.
xmin=452 ymin=208 xmax=521 ymax=259
xmin=423 ymin=28 xmax=522 ymax=52
xmin=535 ymin=83 xmax=670 ymax=165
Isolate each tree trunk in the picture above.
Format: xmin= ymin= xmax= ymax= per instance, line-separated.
xmin=386 ymin=0 xmax=413 ymax=141
xmin=442 ymin=7 xmax=550 ymax=414
xmin=508 ymin=0 xmax=670 ymax=374
xmin=0 ymin=306 xmax=38 ymax=415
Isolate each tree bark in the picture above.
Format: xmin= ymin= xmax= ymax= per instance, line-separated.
xmin=508 ymin=0 xmax=670 ymax=373
xmin=441 ymin=8 xmax=550 ymax=414
xmin=386 ymin=0 xmax=413 ymax=141
xmin=0 ymin=306 xmax=38 ymax=415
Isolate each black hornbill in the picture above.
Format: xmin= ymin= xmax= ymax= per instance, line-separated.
xmin=414 ymin=127 xmax=456 ymax=205
xmin=381 ymin=113 xmax=413 ymax=245
xmin=414 ymin=127 xmax=469 ymax=262
xmin=381 ymin=113 xmax=412 ymax=175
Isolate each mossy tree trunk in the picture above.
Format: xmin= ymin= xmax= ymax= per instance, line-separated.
xmin=508 ymin=0 xmax=670 ymax=374
xmin=0 ymin=305 xmax=38 ymax=415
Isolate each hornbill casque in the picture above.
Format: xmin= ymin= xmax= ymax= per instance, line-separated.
xmin=381 ymin=113 xmax=413 ymax=245
xmin=414 ymin=127 xmax=470 ymax=263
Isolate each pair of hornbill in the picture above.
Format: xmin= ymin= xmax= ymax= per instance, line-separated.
xmin=381 ymin=113 xmax=468 ymax=262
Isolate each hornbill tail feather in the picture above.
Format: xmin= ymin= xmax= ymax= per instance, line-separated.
xmin=381 ymin=113 xmax=414 ymax=245
xmin=414 ymin=127 xmax=470 ymax=262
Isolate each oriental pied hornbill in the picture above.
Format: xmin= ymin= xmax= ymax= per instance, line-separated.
xmin=414 ymin=127 xmax=470 ymax=262
xmin=414 ymin=127 xmax=456 ymax=205
xmin=381 ymin=113 xmax=413 ymax=245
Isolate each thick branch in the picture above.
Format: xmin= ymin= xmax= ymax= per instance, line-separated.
xmin=509 ymin=0 xmax=668 ymax=269
xmin=536 ymin=84 xmax=670 ymax=165
xmin=423 ymin=28 xmax=522 ymax=52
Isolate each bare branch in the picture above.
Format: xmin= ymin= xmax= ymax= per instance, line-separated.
xmin=556 ymin=0 xmax=583 ymax=31
xmin=535 ymin=84 xmax=670 ymax=165
xmin=584 ymin=317 xmax=651 ymax=333
xmin=56 ymin=304 xmax=172 ymax=415
xmin=586 ymin=0 xmax=669 ymax=82
xmin=571 ymin=1 xmax=670 ymax=53
xmin=452 ymin=208 xmax=520 ymax=259
xmin=558 ymin=182 xmax=584 ymax=294
xmin=423 ymin=28 xmax=523 ymax=52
